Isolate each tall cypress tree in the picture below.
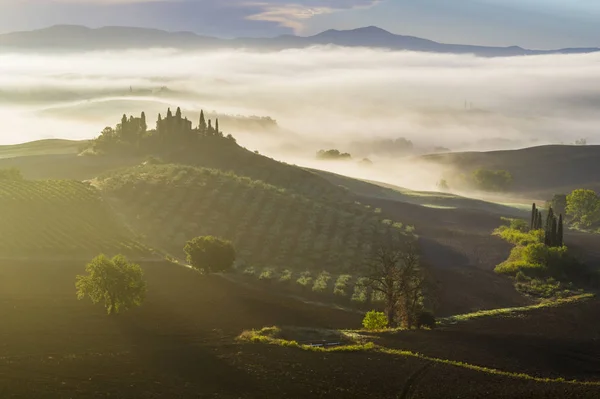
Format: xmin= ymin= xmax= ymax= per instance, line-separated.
xmin=215 ymin=118 xmax=220 ymax=136
xmin=199 ymin=110 xmax=207 ymax=134
xmin=531 ymin=203 xmax=537 ymax=230
xmin=141 ymin=112 xmax=147 ymax=133
xmin=557 ymin=214 xmax=564 ymax=247
xmin=167 ymin=108 xmax=173 ymax=119
xmin=176 ymin=107 xmax=182 ymax=119
xmin=536 ymin=210 xmax=543 ymax=230
xmin=208 ymin=119 xmax=213 ymax=135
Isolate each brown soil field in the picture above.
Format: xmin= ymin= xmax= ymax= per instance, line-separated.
xmin=1 ymin=260 xmax=599 ymax=398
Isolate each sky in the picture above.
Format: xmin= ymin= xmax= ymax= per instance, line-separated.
xmin=0 ymin=0 xmax=599 ymax=49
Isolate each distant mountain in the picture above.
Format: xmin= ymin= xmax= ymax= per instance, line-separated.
xmin=0 ymin=25 xmax=598 ymax=57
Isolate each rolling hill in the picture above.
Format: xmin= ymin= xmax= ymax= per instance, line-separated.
xmin=0 ymin=178 xmax=146 ymax=257
xmin=1 ymin=25 xmax=598 ymax=57
xmin=1 ymin=258 xmax=599 ymax=398
xmin=420 ymin=145 xmax=600 ymax=198
xmin=95 ymin=163 xmax=411 ymax=273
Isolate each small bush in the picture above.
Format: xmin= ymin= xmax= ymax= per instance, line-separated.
xmin=279 ymin=269 xmax=293 ymax=283
xmin=259 ymin=268 xmax=275 ymax=281
xmin=312 ymin=271 xmax=331 ymax=292
xmin=334 ymin=274 xmax=352 ymax=296
xmin=362 ymin=311 xmax=388 ymax=330
xmin=416 ymin=310 xmax=436 ymax=329
xmin=351 ymin=278 xmax=368 ymax=303
xmin=296 ymin=271 xmax=313 ymax=288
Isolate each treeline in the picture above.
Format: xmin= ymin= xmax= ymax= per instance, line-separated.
xmin=88 ymin=108 xmax=235 ymax=155
xmin=530 ymin=203 xmax=563 ymax=247
xmin=439 ymin=167 xmax=513 ymax=193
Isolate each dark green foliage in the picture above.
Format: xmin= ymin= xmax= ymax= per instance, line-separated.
xmin=557 ymin=214 xmax=564 ymax=247
xmin=566 ymin=189 xmax=600 ymax=228
xmin=471 ymin=168 xmax=513 ymax=192
xmin=530 ymin=203 xmax=536 ymax=230
xmin=184 ymin=236 xmax=236 ymax=274
xmin=548 ymin=194 xmax=567 ymax=218
xmin=416 ymin=310 xmax=436 ymax=329
xmin=543 ymin=206 xmax=562 ymax=248
xmin=76 ymin=254 xmax=147 ymax=315
xmin=316 ymin=149 xmax=352 ymax=160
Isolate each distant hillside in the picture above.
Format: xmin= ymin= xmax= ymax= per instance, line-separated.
xmin=96 ymin=163 xmax=411 ymax=272
xmin=421 ymin=145 xmax=600 ymax=198
xmin=0 ymin=178 xmax=146 ymax=257
xmin=1 ymin=25 xmax=598 ymax=57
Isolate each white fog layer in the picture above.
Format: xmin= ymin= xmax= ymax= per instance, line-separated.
xmin=0 ymin=46 xmax=599 ymax=190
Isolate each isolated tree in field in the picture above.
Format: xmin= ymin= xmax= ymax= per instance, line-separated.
xmin=363 ymin=243 xmax=425 ymax=328
xmin=566 ymin=189 xmax=600 ymax=227
xmin=530 ymin=203 xmax=536 ymax=230
xmin=76 ymin=254 xmax=146 ymax=315
xmin=184 ymin=236 xmax=236 ymax=273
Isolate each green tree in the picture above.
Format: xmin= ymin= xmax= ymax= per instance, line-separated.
xmin=566 ymin=189 xmax=600 ymax=227
xmin=363 ymin=244 xmax=425 ymax=328
xmin=76 ymin=254 xmax=146 ymax=315
xmin=140 ymin=112 xmax=147 ymax=133
xmin=199 ymin=110 xmax=207 ymax=134
xmin=557 ymin=214 xmax=564 ymax=247
xmin=472 ymin=168 xmax=513 ymax=192
xmin=176 ymin=107 xmax=182 ymax=119
xmin=184 ymin=236 xmax=236 ymax=273
xmin=362 ymin=310 xmax=388 ymax=330
xmin=530 ymin=203 xmax=536 ymax=230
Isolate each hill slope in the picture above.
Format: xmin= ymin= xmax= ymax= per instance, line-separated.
xmin=1 ymin=259 xmax=599 ymax=398
xmin=0 ymin=178 xmax=146 ymax=257
xmin=96 ymin=163 xmax=411 ymax=272
xmin=1 ymin=25 xmax=598 ymax=57
xmin=421 ymin=145 xmax=600 ymax=198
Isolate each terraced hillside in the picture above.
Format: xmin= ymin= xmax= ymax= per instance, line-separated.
xmin=96 ymin=163 xmax=412 ymax=272
xmin=0 ymin=178 xmax=146 ymax=257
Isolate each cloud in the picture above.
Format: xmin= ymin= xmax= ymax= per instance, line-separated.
xmin=243 ymin=0 xmax=380 ymax=32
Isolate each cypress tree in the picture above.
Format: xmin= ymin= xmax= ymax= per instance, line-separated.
xmin=531 ymin=203 xmax=536 ymax=230
xmin=536 ymin=210 xmax=543 ymax=230
xmin=156 ymin=113 xmax=162 ymax=133
xmin=141 ymin=112 xmax=147 ymax=133
xmin=167 ymin=108 xmax=173 ymax=119
xmin=176 ymin=107 xmax=182 ymax=119
xmin=551 ymin=217 xmax=558 ymax=247
xmin=557 ymin=214 xmax=564 ymax=247
xmin=208 ymin=119 xmax=213 ymax=135
xmin=199 ymin=110 xmax=207 ymax=134
xmin=215 ymin=118 xmax=220 ymax=135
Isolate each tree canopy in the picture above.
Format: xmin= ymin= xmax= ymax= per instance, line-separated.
xmin=184 ymin=236 xmax=236 ymax=274
xmin=566 ymin=189 xmax=600 ymax=227
xmin=76 ymin=254 xmax=147 ymax=315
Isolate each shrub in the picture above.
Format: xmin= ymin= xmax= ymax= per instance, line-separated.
xmin=334 ymin=274 xmax=352 ymax=296
xmin=416 ymin=310 xmax=436 ymax=329
xmin=362 ymin=310 xmax=388 ymax=330
xmin=259 ymin=268 xmax=275 ymax=281
xmin=472 ymin=168 xmax=513 ymax=192
xmin=312 ymin=271 xmax=331 ymax=292
xmin=184 ymin=236 xmax=235 ymax=274
xmin=351 ymin=278 xmax=368 ymax=303
xmin=296 ymin=271 xmax=313 ymax=288
xmin=279 ymin=269 xmax=293 ymax=283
